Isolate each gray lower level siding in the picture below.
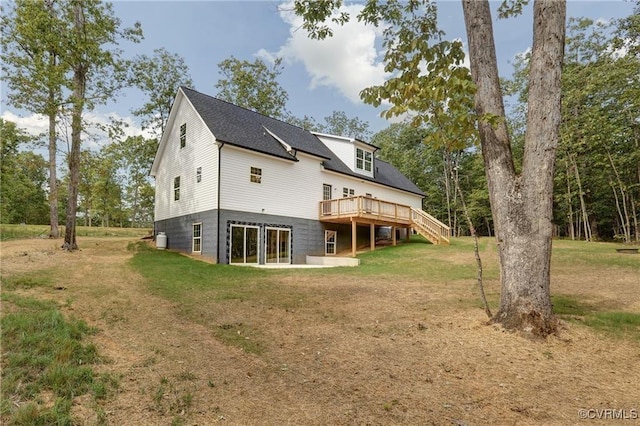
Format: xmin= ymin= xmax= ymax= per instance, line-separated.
xmin=154 ymin=209 xmax=326 ymax=264
xmin=154 ymin=210 xmax=219 ymax=257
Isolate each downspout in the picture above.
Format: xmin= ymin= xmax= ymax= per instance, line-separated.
xmin=216 ymin=141 xmax=224 ymax=263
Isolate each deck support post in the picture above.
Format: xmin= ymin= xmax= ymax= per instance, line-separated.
xmin=351 ymin=218 xmax=357 ymax=257
xmin=406 ymin=227 xmax=411 ymax=242
xmin=392 ymin=225 xmax=397 ymax=246
xmin=370 ymin=223 xmax=375 ymax=252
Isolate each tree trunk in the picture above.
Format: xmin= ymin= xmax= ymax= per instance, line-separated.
xmin=462 ymin=0 xmax=565 ymax=336
xmin=564 ymin=159 xmax=575 ymax=240
xmin=606 ymin=149 xmax=631 ymax=243
xmin=63 ymin=76 xmax=83 ymax=251
xmin=570 ymin=153 xmax=591 ymax=241
xmin=631 ymin=193 xmax=639 ymax=243
xmin=131 ymin=184 xmax=139 ymax=228
xmin=453 ymin=166 xmax=492 ymax=319
xmin=48 ymin=101 xmax=59 ymax=239
xmin=62 ymin=3 xmax=86 ymax=251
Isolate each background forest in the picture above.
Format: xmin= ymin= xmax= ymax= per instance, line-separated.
xmin=1 ymin=2 xmax=638 ymax=243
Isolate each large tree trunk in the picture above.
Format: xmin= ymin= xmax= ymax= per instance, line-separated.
xmin=63 ymin=73 xmax=83 ymax=251
xmin=62 ymin=3 xmax=86 ymax=251
xmin=462 ymin=0 xmax=566 ymax=336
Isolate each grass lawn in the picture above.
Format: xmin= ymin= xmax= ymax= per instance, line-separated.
xmin=0 ymin=224 xmax=152 ymax=241
xmin=1 ymin=235 xmax=638 ymax=425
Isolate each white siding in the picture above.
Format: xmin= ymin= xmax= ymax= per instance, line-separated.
xmin=315 ymin=134 xmax=375 ymax=178
xmin=321 ymin=170 xmax=423 ymax=210
xmin=153 ymin=96 xmax=422 ymax=224
xmin=154 ymin=95 xmax=219 ymax=221
xmin=220 ymin=147 xmax=324 ymax=220
xmin=219 ymin=145 xmax=422 ymax=220
xmin=315 ymin=135 xmax=356 ymax=171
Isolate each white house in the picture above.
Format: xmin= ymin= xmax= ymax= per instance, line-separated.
xmin=151 ymin=87 xmax=449 ymax=265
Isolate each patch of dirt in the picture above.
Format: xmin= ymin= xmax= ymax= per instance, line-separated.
xmin=1 ymin=237 xmax=639 ymax=425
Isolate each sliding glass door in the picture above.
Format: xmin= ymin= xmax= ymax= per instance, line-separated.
xmin=230 ymin=225 xmax=259 ymax=264
xmin=266 ymin=228 xmax=291 ymax=264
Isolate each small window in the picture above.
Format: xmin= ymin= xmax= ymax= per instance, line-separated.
xmin=342 ymin=187 xmax=354 ymax=197
xmin=196 ymin=167 xmax=202 ymax=183
xmin=192 ymin=223 xmax=202 ymax=253
xmin=180 ymin=123 xmax=186 ymax=148
xmin=250 ymin=167 xmax=262 ymax=183
xmin=356 ymin=147 xmax=372 ymax=172
xmin=325 ymin=230 xmax=337 ymax=255
xmin=174 ymin=176 xmax=180 ymax=201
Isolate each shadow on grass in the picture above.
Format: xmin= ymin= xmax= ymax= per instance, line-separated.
xmin=552 ymin=295 xmax=640 ymax=341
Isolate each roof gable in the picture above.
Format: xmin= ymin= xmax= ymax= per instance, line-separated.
xmin=181 ymin=86 xmax=332 ymax=161
xmin=154 ymin=87 xmax=424 ymax=197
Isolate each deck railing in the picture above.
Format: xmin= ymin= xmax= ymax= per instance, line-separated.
xmin=319 ymin=196 xmax=451 ymax=245
xmin=411 ymin=207 xmax=450 ymax=244
xmin=320 ymin=196 xmax=412 ymax=224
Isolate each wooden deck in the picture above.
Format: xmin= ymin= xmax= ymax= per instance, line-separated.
xmin=319 ymin=196 xmax=413 ymax=226
xmin=319 ymin=196 xmax=450 ymax=256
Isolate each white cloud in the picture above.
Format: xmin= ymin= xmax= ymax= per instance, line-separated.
xmin=274 ymin=2 xmax=389 ymax=104
xmin=2 ymin=109 xmax=153 ymax=151
xmin=1 ymin=110 xmax=49 ymax=136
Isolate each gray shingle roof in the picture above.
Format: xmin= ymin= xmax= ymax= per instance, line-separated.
xmin=181 ymin=87 xmax=424 ymax=197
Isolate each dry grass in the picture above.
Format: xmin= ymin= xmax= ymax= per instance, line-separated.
xmin=1 ymin=236 xmax=639 ymax=425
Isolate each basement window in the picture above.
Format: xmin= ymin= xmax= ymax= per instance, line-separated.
xmin=193 ymin=223 xmax=202 ymax=253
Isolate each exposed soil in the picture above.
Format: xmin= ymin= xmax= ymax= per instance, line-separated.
xmin=1 ymin=237 xmax=639 ymax=425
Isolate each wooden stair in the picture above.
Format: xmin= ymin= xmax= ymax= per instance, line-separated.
xmin=410 ymin=208 xmax=450 ymax=245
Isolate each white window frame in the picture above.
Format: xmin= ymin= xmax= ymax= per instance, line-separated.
xmin=229 ymin=224 xmax=260 ymax=264
xmin=325 ymin=230 xmax=337 ymax=255
xmin=342 ymin=187 xmax=354 ymax=198
xmin=192 ymin=223 xmax=202 ymax=253
xmin=323 ymin=184 xmax=332 ymax=201
xmin=265 ymin=227 xmax=291 ymax=264
xmin=356 ymin=147 xmax=372 ymax=172
xmin=180 ymin=123 xmax=186 ymax=148
xmin=250 ymin=166 xmax=262 ymax=184
xmin=173 ymin=176 xmax=180 ymax=201
xmin=322 ymin=184 xmax=333 ymax=215
xmin=196 ymin=166 xmax=202 ymax=183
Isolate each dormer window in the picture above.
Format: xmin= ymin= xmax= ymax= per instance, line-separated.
xmin=356 ymin=147 xmax=372 ymax=172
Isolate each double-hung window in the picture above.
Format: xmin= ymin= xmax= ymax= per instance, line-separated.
xmin=356 ymin=147 xmax=372 ymax=172
xmin=180 ymin=123 xmax=186 ymax=148
xmin=174 ymin=176 xmax=181 ymax=201
xmin=250 ymin=167 xmax=262 ymax=183
xmin=192 ymin=223 xmax=202 ymax=253
xmin=343 ymin=187 xmax=354 ymax=198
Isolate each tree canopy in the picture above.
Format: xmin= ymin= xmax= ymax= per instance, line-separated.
xmin=215 ymin=56 xmax=289 ymax=119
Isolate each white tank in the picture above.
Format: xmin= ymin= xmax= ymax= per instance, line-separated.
xmin=156 ymin=232 xmax=167 ymax=250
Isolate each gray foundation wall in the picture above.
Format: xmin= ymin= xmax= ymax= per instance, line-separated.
xmin=154 ymin=209 xmax=326 ymax=264
xmin=154 ymin=210 xmax=219 ymax=258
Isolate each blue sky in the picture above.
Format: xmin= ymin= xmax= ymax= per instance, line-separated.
xmin=1 ymin=0 xmax=636 ymax=143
